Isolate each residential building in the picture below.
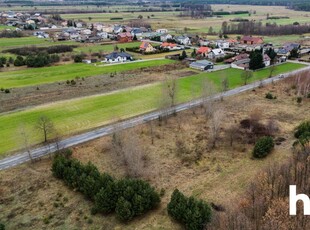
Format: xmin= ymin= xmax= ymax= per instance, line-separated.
xmin=160 ymin=33 xmax=173 ymax=42
xmin=156 ymin=28 xmax=168 ymax=34
xmin=175 ymin=35 xmax=191 ymax=45
xmin=263 ymin=54 xmax=271 ymax=67
xmin=190 ymin=60 xmax=214 ymax=71
xmin=117 ymin=32 xmax=133 ymax=43
xmin=104 ymin=52 xmax=133 ymax=63
xmin=215 ymin=40 xmax=230 ymax=49
xmin=208 ymin=48 xmax=225 ymax=59
xmin=139 ymin=42 xmax=156 ymax=53
xmin=241 ymin=36 xmax=264 ymax=45
xmin=197 ymin=46 xmax=211 ymax=56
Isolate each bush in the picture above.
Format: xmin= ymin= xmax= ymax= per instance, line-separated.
xmin=293 ymin=121 xmax=310 ymax=148
xmin=167 ymin=189 xmax=212 ymax=230
xmin=297 ymin=97 xmax=302 ymax=104
xmin=265 ymin=92 xmax=276 ymax=99
xmin=252 ymin=136 xmax=274 ymax=158
xmin=0 ymin=223 xmax=4 ymax=230
xmin=74 ymin=54 xmax=84 ymax=63
xmin=4 ymin=89 xmax=10 ymax=94
xmin=14 ymin=56 xmax=25 ymax=66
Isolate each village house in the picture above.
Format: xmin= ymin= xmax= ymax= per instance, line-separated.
xmin=241 ymin=36 xmax=264 ymax=45
xmin=160 ymin=42 xmax=182 ymax=51
xmin=197 ymin=46 xmax=212 ymax=57
xmin=104 ymin=52 xmax=133 ymax=63
xmin=190 ymin=60 xmax=214 ymax=71
xmin=224 ymin=53 xmax=249 ymax=64
xmin=160 ymin=33 xmax=173 ymax=42
xmin=175 ymin=35 xmax=191 ymax=46
xmin=215 ymin=40 xmax=230 ymax=49
xmin=208 ymin=48 xmax=225 ymax=59
xmin=102 ymin=25 xmax=114 ymax=33
xmin=156 ymin=28 xmax=168 ymax=34
xmin=139 ymin=42 xmax=156 ymax=53
xmin=263 ymin=54 xmax=271 ymax=67
xmin=117 ymin=32 xmax=133 ymax=43
xmin=231 ymin=58 xmax=250 ymax=70
xmin=113 ymin=25 xmax=123 ymax=34
xmin=97 ymin=31 xmax=108 ymax=39
xmin=199 ymin=39 xmax=210 ymax=47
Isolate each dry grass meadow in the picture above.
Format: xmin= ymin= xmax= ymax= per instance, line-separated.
xmin=0 ymin=75 xmax=309 ymax=229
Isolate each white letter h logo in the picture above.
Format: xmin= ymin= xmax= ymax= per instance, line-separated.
xmin=290 ymin=185 xmax=310 ymax=215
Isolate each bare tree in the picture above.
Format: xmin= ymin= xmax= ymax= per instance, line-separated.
xmin=35 ymin=115 xmax=55 ymax=143
xmin=209 ymin=109 xmax=225 ymax=149
xmin=226 ymin=124 xmax=239 ymax=147
xmin=269 ymin=65 xmax=277 ymax=78
xmin=201 ymin=79 xmax=217 ymax=119
xmin=163 ymin=76 xmax=178 ymax=108
xmin=111 ymin=129 xmax=148 ymax=178
xmin=19 ymin=124 xmax=33 ymax=162
xmin=220 ymin=77 xmax=229 ymax=101
xmin=241 ymin=70 xmax=253 ymax=85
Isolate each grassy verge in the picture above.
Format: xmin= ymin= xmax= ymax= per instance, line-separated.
xmin=0 ymin=59 xmax=175 ymax=88
xmin=0 ymin=62 xmax=306 ymax=155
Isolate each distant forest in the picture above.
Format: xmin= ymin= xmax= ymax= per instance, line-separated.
xmin=1 ymin=0 xmax=310 ymax=11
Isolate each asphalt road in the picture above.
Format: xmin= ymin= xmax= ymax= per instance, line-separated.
xmin=0 ymin=65 xmax=309 ymax=171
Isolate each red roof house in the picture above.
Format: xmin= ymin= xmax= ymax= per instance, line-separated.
xmin=197 ymin=46 xmax=211 ymax=56
xmin=241 ymin=36 xmax=264 ymax=45
xmin=117 ymin=32 xmax=133 ymax=43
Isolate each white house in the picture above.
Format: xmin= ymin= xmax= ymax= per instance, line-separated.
xmin=215 ymin=40 xmax=230 ymax=49
xmin=81 ymin=29 xmax=92 ymax=35
xmin=156 ymin=28 xmax=168 ymax=34
xmin=199 ymin=39 xmax=210 ymax=46
xmin=97 ymin=31 xmax=108 ymax=39
xmin=175 ymin=36 xmax=191 ymax=45
xmin=104 ymin=52 xmax=133 ymax=63
xmin=208 ymin=48 xmax=225 ymax=59
xmin=263 ymin=54 xmax=271 ymax=67
xmin=160 ymin=33 xmax=173 ymax=42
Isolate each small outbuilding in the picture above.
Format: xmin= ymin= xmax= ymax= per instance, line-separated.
xmin=189 ymin=60 xmax=214 ymax=71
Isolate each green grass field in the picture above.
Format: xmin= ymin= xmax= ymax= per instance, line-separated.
xmin=74 ymin=41 xmax=146 ymax=54
xmin=0 ymin=37 xmax=77 ymax=51
xmin=0 ymin=62 xmax=306 ymax=155
xmin=0 ymin=59 xmax=175 ymax=88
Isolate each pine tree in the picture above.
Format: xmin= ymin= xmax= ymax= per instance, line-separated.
xmin=116 ymin=197 xmax=133 ymax=221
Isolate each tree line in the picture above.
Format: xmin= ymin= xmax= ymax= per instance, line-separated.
xmin=4 ymin=45 xmax=76 ymax=56
xmin=13 ymin=53 xmax=60 ymax=68
xmin=221 ymin=21 xmax=310 ymax=35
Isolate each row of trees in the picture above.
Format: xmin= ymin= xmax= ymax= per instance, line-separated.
xmin=13 ymin=53 xmax=60 ymax=67
xmin=52 ymin=154 xmax=160 ymax=221
xmin=0 ymin=30 xmax=24 ymax=38
xmin=167 ymin=189 xmax=212 ymax=230
xmin=5 ymin=45 xmax=76 ymax=56
xmin=221 ymin=21 xmax=310 ymax=35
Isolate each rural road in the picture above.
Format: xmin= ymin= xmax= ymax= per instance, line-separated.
xmin=0 ymin=65 xmax=309 ymax=171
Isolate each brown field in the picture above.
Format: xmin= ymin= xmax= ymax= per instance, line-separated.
xmin=0 ymin=63 xmax=189 ymax=113
xmin=0 ymin=76 xmax=309 ymax=229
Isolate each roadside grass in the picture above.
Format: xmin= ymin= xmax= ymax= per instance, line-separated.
xmin=0 ymin=59 xmax=175 ymax=88
xmin=0 ymin=62 xmax=306 ymax=155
